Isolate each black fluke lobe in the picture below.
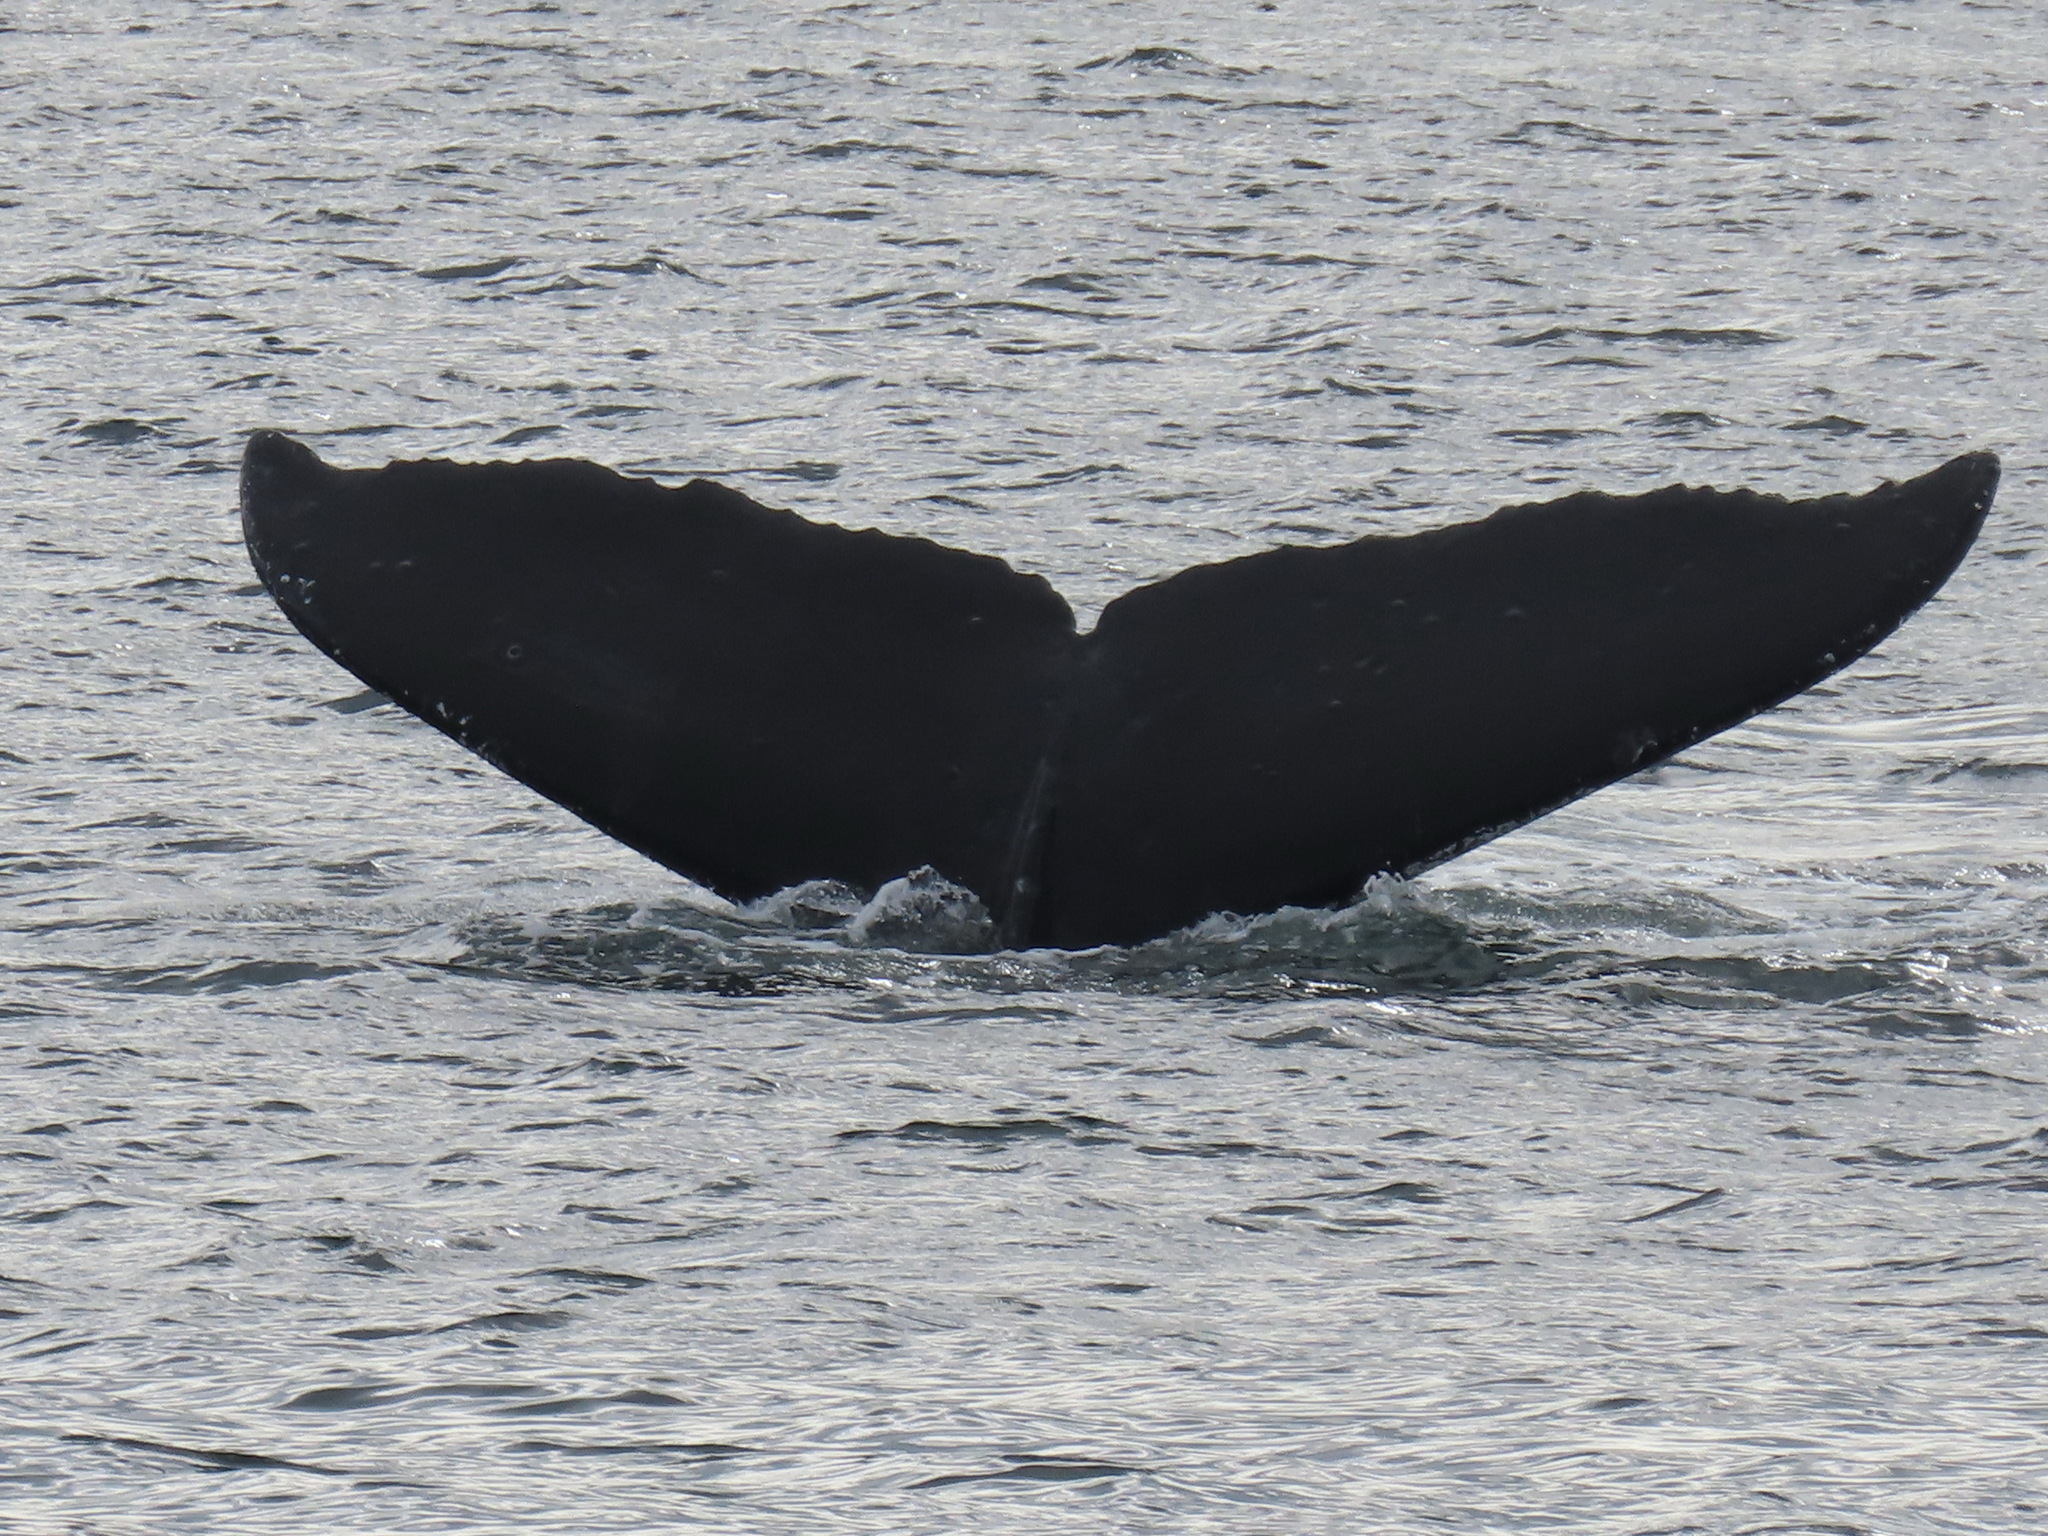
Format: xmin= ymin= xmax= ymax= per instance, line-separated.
xmin=241 ymin=433 xmax=1996 ymax=950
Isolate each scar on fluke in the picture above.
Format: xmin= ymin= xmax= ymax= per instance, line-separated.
xmin=240 ymin=432 xmax=1997 ymax=949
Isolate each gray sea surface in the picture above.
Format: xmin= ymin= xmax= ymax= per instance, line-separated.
xmin=4 ymin=2 xmax=2048 ymax=1532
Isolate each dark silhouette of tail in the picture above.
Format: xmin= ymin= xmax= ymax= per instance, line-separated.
xmin=242 ymin=433 xmax=1996 ymax=948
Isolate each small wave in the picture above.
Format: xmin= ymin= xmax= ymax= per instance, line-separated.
xmin=1754 ymin=704 xmax=2048 ymax=751
xmin=1493 ymin=426 xmax=1615 ymax=445
xmin=911 ymin=1454 xmax=1144 ymax=1489
xmin=440 ymin=870 xmax=2048 ymax=1026
xmin=1497 ymin=119 xmax=1673 ymax=149
xmin=57 ymin=1433 xmax=351 ymax=1478
xmin=493 ymin=424 xmax=564 ymax=447
xmin=1785 ymin=414 xmax=1868 ymax=436
xmin=508 ymin=1438 xmax=753 ymax=1459
xmin=839 ymin=1114 xmax=1121 ymax=1148
xmin=1888 ymin=756 xmax=2048 ymax=786
xmin=71 ymin=417 xmax=173 ymax=447
xmin=446 ymin=874 xmax=1497 ymax=997
xmin=1497 ymin=324 xmax=1785 ymax=349
xmin=63 ymin=958 xmax=374 ymax=995
xmin=1077 ymin=47 xmax=1214 ymax=74
xmin=416 ymin=256 xmax=523 ymax=281
xmin=841 ymin=868 xmax=993 ymax=954
xmin=1435 ymin=883 xmax=1784 ymax=942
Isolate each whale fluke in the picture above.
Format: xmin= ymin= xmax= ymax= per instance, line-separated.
xmin=241 ymin=433 xmax=1996 ymax=949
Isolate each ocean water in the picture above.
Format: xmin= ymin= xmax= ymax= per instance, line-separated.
xmin=4 ymin=2 xmax=2047 ymax=1532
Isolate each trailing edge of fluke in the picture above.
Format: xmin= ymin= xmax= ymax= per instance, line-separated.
xmin=240 ymin=434 xmax=1998 ymax=949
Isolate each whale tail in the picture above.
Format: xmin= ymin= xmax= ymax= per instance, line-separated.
xmin=241 ymin=434 xmax=1995 ymax=949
